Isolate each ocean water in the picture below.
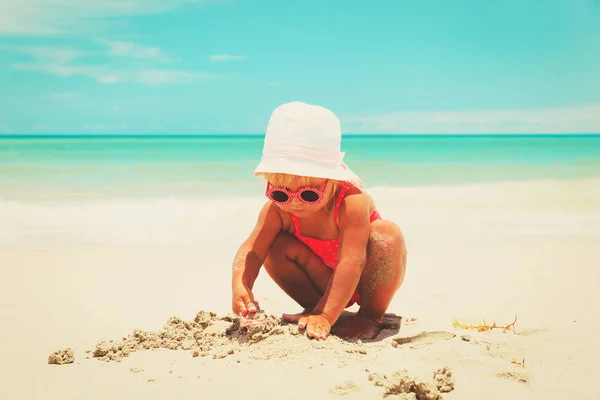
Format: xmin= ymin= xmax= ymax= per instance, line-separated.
xmin=0 ymin=134 xmax=599 ymax=201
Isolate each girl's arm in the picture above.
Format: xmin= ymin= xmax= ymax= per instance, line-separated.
xmin=315 ymin=193 xmax=371 ymax=324
xmin=231 ymin=202 xmax=282 ymax=313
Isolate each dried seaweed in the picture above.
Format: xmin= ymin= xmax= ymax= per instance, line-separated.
xmin=452 ymin=315 xmax=517 ymax=333
xmin=511 ymin=358 xmax=526 ymax=368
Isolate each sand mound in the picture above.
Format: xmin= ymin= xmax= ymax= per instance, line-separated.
xmin=369 ymin=367 xmax=455 ymax=400
xmin=44 ymin=309 xmax=402 ymax=368
xmin=44 ymin=310 xmax=465 ymax=398
xmin=48 ymin=348 xmax=75 ymax=365
xmin=83 ymin=309 xmax=403 ymax=363
xmin=90 ymin=310 xmax=290 ymax=362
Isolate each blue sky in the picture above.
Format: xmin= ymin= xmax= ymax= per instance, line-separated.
xmin=0 ymin=0 xmax=599 ymax=134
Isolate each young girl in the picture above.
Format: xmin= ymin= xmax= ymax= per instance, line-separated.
xmin=231 ymin=101 xmax=407 ymax=340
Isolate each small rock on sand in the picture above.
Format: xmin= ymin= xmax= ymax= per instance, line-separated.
xmin=370 ymin=367 xmax=455 ymax=400
xmin=433 ymin=367 xmax=455 ymax=393
xmin=48 ymin=348 xmax=75 ymax=365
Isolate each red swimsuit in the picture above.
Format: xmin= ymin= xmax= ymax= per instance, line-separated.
xmin=291 ymin=181 xmax=382 ymax=307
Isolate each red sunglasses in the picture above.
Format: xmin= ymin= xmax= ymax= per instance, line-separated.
xmin=266 ymin=180 xmax=329 ymax=205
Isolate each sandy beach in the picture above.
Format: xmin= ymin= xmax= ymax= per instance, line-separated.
xmin=1 ymin=178 xmax=599 ymax=399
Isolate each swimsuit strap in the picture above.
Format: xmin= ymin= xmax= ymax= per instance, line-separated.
xmin=291 ymin=214 xmax=301 ymax=235
xmin=333 ymin=181 xmax=354 ymax=226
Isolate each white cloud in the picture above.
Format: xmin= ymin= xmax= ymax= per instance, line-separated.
xmin=134 ymin=69 xmax=211 ymax=85
xmin=97 ymin=74 xmax=122 ymax=84
xmin=14 ymin=61 xmax=210 ymax=85
xmin=0 ymin=0 xmax=220 ymax=35
xmin=97 ymin=39 xmax=169 ymax=61
xmin=15 ymin=46 xmax=81 ymax=63
xmin=210 ymin=54 xmax=247 ymax=62
xmin=13 ymin=61 xmax=122 ymax=83
xmin=341 ymin=104 xmax=600 ymax=134
xmin=9 ymin=45 xmax=211 ymax=85
xmin=48 ymin=91 xmax=78 ymax=101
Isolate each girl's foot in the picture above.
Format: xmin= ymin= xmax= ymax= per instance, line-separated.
xmin=334 ymin=313 xmax=383 ymax=340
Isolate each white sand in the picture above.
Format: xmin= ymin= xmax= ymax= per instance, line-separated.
xmin=1 ymin=178 xmax=599 ymax=399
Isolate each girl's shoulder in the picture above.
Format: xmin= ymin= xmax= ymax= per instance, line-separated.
xmin=335 ymin=181 xmax=377 ymax=221
xmin=334 ymin=178 xmax=363 ymax=197
xmin=265 ymin=200 xmax=295 ymax=231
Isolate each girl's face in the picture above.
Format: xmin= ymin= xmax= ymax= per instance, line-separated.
xmin=266 ymin=176 xmax=333 ymax=217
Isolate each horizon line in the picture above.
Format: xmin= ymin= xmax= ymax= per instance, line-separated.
xmin=2 ymin=133 xmax=600 ymax=139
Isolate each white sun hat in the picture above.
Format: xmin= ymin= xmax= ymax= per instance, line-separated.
xmin=254 ymin=101 xmax=361 ymax=183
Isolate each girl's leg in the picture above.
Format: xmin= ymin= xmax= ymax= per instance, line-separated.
xmin=263 ymin=232 xmax=333 ymax=310
xmin=337 ymin=219 xmax=408 ymax=339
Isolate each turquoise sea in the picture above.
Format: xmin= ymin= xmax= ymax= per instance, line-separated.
xmin=1 ymin=135 xmax=599 ymax=201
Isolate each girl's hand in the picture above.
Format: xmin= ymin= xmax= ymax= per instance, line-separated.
xmin=232 ymin=283 xmax=259 ymax=317
xmin=283 ymin=312 xmax=331 ymax=340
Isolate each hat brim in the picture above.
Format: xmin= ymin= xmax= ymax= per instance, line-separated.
xmin=254 ymin=157 xmax=357 ymax=182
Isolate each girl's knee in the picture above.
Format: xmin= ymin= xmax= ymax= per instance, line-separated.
xmin=368 ymin=220 xmax=406 ymax=257
xmin=359 ymin=225 xmax=406 ymax=301
xmin=363 ymin=221 xmax=407 ymax=289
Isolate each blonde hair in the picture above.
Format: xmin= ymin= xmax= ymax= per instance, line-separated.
xmin=258 ymin=172 xmax=343 ymax=213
